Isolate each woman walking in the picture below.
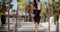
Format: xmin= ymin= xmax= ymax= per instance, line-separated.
xmin=31 ymin=0 xmax=42 ymax=32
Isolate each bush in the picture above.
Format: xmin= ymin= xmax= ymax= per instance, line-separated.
xmin=54 ymin=13 xmax=59 ymax=24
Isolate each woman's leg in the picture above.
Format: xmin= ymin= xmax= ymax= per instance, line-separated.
xmin=34 ymin=22 xmax=39 ymax=32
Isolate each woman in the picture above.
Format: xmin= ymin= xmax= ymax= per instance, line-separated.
xmin=31 ymin=0 xmax=42 ymax=32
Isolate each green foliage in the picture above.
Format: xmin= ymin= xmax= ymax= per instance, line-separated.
xmin=2 ymin=0 xmax=7 ymax=7
xmin=1 ymin=0 xmax=13 ymax=8
xmin=17 ymin=0 xmax=21 ymax=2
xmin=42 ymin=2 xmax=46 ymax=13
xmin=53 ymin=1 xmax=60 ymax=24
xmin=54 ymin=13 xmax=59 ymax=24
xmin=53 ymin=2 xmax=60 ymax=12
xmin=3 ymin=0 xmax=7 ymax=2
xmin=43 ymin=12 xmax=46 ymax=17
xmin=18 ymin=0 xmax=26 ymax=11
xmin=11 ymin=9 xmax=16 ymax=14
xmin=11 ymin=9 xmax=16 ymax=12
xmin=42 ymin=2 xmax=49 ymax=15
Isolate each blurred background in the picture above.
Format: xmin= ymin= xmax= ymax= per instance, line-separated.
xmin=0 ymin=0 xmax=60 ymax=32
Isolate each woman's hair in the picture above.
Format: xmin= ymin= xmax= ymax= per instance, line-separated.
xmin=33 ymin=0 xmax=40 ymax=9
xmin=33 ymin=0 xmax=40 ymax=2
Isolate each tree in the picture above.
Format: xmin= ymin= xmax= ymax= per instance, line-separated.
xmin=27 ymin=0 xmax=33 ymax=21
xmin=11 ymin=9 xmax=16 ymax=14
xmin=0 ymin=0 xmax=13 ymax=13
xmin=0 ymin=0 xmax=13 ymax=32
xmin=0 ymin=0 xmax=7 ymax=13
xmin=52 ymin=0 xmax=59 ymax=24
xmin=18 ymin=0 xmax=26 ymax=11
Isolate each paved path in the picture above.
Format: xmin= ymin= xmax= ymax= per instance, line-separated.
xmin=0 ymin=16 xmax=60 ymax=32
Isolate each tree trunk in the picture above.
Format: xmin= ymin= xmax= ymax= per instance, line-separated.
xmin=56 ymin=0 xmax=60 ymax=32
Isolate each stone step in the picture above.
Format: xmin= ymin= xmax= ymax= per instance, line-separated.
xmin=15 ymin=27 xmax=47 ymax=32
xmin=0 ymin=21 xmax=57 ymax=32
xmin=0 ymin=23 xmax=15 ymax=31
xmin=21 ymin=22 xmax=49 ymax=28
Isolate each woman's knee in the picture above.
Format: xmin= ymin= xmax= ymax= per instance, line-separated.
xmin=35 ymin=22 xmax=39 ymax=25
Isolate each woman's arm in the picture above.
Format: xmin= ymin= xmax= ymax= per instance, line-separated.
xmin=40 ymin=2 xmax=43 ymax=16
xmin=40 ymin=2 xmax=42 ymax=11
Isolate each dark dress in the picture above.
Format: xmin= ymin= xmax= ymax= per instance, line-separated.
xmin=33 ymin=2 xmax=41 ymax=24
xmin=33 ymin=10 xmax=41 ymax=24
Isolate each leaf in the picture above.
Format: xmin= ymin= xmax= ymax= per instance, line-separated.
xmin=17 ymin=0 xmax=21 ymax=2
xmin=3 ymin=0 xmax=7 ymax=2
xmin=18 ymin=0 xmax=26 ymax=11
xmin=12 ymin=9 xmax=16 ymax=12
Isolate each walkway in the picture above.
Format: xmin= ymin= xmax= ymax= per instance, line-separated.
xmin=0 ymin=16 xmax=60 ymax=32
